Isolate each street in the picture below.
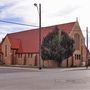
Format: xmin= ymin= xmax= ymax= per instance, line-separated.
xmin=0 ymin=67 xmax=90 ymax=90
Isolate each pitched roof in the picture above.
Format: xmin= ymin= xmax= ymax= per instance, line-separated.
xmin=7 ymin=21 xmax=76 ymax=53
xmin=57 ymin=22 xmax=75 ymax=33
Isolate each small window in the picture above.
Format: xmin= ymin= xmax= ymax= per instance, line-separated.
xmin=77 ymin=55 xmax=78 ymax=60
xmin=78 ymin=55 xmax=81 ymax=60
xmin=75 ymin=54 xmax=81 ymax=60
xmin=5 ymin=45 xmax=7 ymax=57
xmin=74 ymin=33 xmax=80 ymax=50
xmin=75 ymin=54 xmax=77 ymax=60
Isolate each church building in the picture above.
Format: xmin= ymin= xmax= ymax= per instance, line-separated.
xmin=0 ymin=20 xmax=88 ymax=67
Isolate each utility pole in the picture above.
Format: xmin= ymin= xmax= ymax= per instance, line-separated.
xmin=39 ymin=3 xmax=42 ymax=70
xmin=86 ymin=27 xmax=88 ymax=69
xmin=34 ymin=3 xmax=42 ymax=70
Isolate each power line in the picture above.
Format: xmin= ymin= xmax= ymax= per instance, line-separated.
xmin=0 ymin=20 xmax=38 ymax=27
xmin=0 ymin=20 xmax=89 ymax=33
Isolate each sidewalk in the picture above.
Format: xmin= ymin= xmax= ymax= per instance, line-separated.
xmin=63 ymin=67 xmax=90 ymax=71
xmin=0 ymin=65 xmax=90 ymax=71
xmin=0 ymin=65 xmax=40 ymax=71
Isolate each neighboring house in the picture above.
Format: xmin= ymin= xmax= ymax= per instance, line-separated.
xmin=1 ymin=20 xmax=88 ymax=67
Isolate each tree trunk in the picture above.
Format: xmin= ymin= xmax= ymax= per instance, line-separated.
xmin=58 ymin=61 xmax=60 ymax=67
xmin=58 ymin=60 xmax=62 ymax=67
xmin=43 ymin=60 xmax=44 ymax=68
xmin=48 ymin=60 xmax=49 ymax=67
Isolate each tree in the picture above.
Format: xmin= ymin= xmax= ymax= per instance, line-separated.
xmin=60 ymin=31 xmax=75 ymax=67
xmin=41 ymin=26 xmax=74 ymax=67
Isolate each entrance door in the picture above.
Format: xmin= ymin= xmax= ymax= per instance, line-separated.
xmin=11 ymin=50 xmax=16 ymax=65
xmin=12 ymin=55 xmax=16 ymax=65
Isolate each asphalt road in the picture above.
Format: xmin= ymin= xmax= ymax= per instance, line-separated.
xmin=0 ymin=67 xmax=90 ymax=90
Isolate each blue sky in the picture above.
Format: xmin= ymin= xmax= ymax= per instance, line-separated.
xmin=0 ymin=0 xmax=90 ymax=49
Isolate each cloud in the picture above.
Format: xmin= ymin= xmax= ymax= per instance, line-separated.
xmin=0 ymin=23 xmax=34 ymax=41
xmin=0 ymin=16 xmax=23 ymax=25
xmin=0 ymin=0 xmax=19 ymax=18
xmin=0 ymin=25 xmax=12 ymax=41
xmin=55 ymin=6 xmax=79 ymax=17
xmin=0 ymin=0 xmax=24 ymax=27
xmin=0 ymin=0 xmax=39 ymax=26
xmin=0 ymin=0 xmax=35 ymax=40
xmin=0 ymin=0 xmax=90 ymax=50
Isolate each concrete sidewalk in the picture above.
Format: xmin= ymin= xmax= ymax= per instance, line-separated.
xmin=63 ymin=67 xmax=90 ymax=71
xmin=0 ymin=65 xmax=90 ymax=72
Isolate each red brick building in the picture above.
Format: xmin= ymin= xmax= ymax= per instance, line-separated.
xmin=0 ymin=44 xmax=3 ymax=64
xmin=1 ymin=20 xmax=88 ymax=67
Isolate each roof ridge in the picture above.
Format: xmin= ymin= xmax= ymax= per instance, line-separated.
xmin=46 ymin=21 xmax=76 ymax=27
xmin=7 ymin=21 xmax=76 ymax=35
xmin=7 ymin=29 xmax=37 ymax=36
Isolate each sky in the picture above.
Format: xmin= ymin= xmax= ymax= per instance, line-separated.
xmin=0 ymin=0 xmax=90 ymax=49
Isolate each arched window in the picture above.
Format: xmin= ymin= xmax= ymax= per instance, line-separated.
xmin=5 ymin=45 xmax=7 ymax=57
xmin=74 ymin=33 xmax=80 ymax=50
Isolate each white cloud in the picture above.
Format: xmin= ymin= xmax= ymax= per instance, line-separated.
xmin=0 ymin=0 xmax=90 ymax=50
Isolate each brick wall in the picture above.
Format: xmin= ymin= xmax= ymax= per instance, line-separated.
xmin=2 ymin=36 xmax=12 ymax=65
